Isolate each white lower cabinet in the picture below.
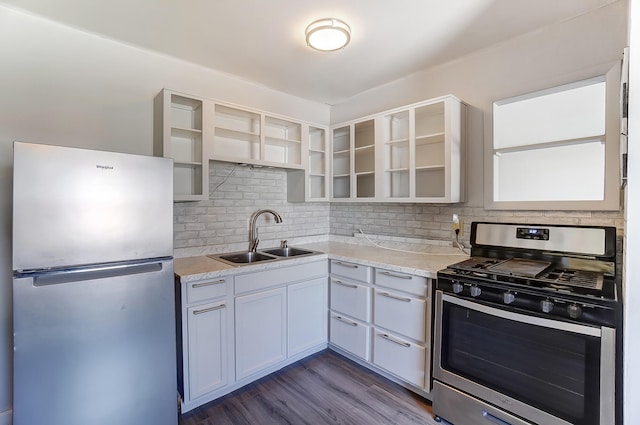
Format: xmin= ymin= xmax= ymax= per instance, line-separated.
xmin=235 ymin=287 xmax=287 ymax=380
xmin=288 ymin=278 xmax=328 ymax=356
xmin=373 ymin=288 xmax=426 ymax=342
xmin=329 ymin=260 xmax=373 ymax=360
xmin=178 ymin=260 xmax=329 ymax=413
xmin=178 ymin=276 xmax=234 ymax=412
xmin=372 ymin=268 xmax=432 ymax=391
xmin=329 ymin=261 xmax=433 ymax=395
xmin=187 ymin=300 xmax=228 ymax=399
xmin=372 ymin=329 xmax=426 ymax=388
xmin=329 ymin=313 xmax=371 ymax=360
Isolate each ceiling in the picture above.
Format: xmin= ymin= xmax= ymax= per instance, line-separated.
xmin=0 ymin=0 xmax=620 ymax=105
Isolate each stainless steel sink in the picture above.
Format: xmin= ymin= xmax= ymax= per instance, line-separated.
xmin=212 ymin=251 xmax=277 ymax=265
xmin=209 ymin=246 xmax=321 ymax=266
xmin=262 ymin=247 xmax=315 ymax=257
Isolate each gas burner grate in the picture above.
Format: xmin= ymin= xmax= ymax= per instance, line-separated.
xmin=448 ymin=257 xmax=506 ymax=272
xmin=539 ymin=269 xmax=603 ymax=291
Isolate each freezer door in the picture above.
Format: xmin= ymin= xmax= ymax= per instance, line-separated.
xmin=13 ymin=142 xmax=173 ymax=271
xmin=13 ymin=259 xmax=177 ymax=425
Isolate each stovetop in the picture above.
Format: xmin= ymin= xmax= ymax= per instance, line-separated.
xmin=446 ymin=256 xmax=607 ymax=297
xmin=436 ymin=222 xmax=619 ymax=326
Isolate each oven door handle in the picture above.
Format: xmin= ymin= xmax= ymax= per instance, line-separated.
xmin=439 ymin=292 xmax=602 ymax=337
xmin=482 ymin=410 xmax=514 ymax=425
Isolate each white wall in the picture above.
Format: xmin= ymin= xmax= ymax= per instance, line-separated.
xmin=0 ymin=5 xmax=329 ymax=416
xmin=624 ymin=0 xmax=640 ymax=422
xmin=331 ymin=1 xmax=628 ymax=209
xmin=0 ymin=0 xmax=632 ymax=420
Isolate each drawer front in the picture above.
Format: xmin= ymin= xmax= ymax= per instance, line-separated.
xmin=186 ymin=277 xmax=229 ymax=304
xmin=235 ymin=260 xmax=327 ymax=295
xmin=330 ymin=260 xmax=371 ymax=283
xmin=330 ymin=278 xmax=371 ymax=322
xmin=373 ymin=329 xmax=426 ymax=388
xmin=329 ymin=313 xmax=370 ymax=361
xmin=375 ymin=268 xmax=429 ymax=297
xmin=373 ymin=289 xmax=426 ymax=342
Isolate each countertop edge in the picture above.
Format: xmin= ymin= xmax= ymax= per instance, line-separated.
xmin=174 ymin=241 xmax=468 ymax=283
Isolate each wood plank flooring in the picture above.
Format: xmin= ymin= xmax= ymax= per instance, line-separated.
xmin=179 ymin=350 xmax=437 ymax=425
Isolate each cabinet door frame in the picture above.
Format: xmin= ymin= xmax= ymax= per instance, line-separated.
xmin=186 ymin=300 xmax=228 ymax=400
xmin=235 ymin=287 xmax=287 ymax=380
xmin=287 ymin=278 xmax=328 ymax=356
xmin=484 ymin=61 xmax=621 ymax=211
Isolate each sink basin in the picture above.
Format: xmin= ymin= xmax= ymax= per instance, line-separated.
xmin=212 ymin=251 xmax=276 ymax=265
xmin=262 ymin=247 xmax=315 ymax=257
xmin=210 ymin=247 xmax=320 ymax=266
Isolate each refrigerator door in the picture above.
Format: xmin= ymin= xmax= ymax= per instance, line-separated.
xmin=13 ymin=259 xmax=177 ymax=425
xmin=13 ymin=142 xmax=173 ymax=271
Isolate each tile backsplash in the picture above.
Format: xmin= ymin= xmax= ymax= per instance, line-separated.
xmin=173 ymin=161 xmax=330 ymax=258
xmin=173 ymin=161 xmax=624 ymax=259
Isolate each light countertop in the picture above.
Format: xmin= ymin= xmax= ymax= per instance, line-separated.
xmin=174 ymin=240 xmax=468 ymax=283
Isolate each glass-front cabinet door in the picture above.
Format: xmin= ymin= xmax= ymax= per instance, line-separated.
xmin=332 ymin=125 xmax=351 ymax=199
xmin=330 ymin=95 xmax=466 ymax=203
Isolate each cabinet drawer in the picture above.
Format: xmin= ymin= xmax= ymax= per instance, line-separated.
xmin=330 ymin=278 xmax=371 ymax=322
xmin=329 ymin=313 xmax=370 ymax=361
xmin=373 ymin=329 xmax=426 ymax=388
xmin=375 ymin=268 xmax=429 ymax=297
xmin=373 ymin=289 xmax=426 ymax=342
xmin=330 ymin=260 xmax=371 ymax=283
xmin=186 ymin=277 xmax=229 ymax=304
xmin=235 ymin=260 xmax=327 ymax=295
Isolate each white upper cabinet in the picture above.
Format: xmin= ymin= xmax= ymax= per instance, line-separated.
xmin=288 ymin=125 xmax=330 ymax=202
xmin=486 ymin=62 xmax=622 ymax=210
xmin=331 ymin=95 xmax=467 ymax=203
xmin=154 ymin=91 xmax=212 ymax=201
xmin=154 ymin=89 xmax=328 ymax=202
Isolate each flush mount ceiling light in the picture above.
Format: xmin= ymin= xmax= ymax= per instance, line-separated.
xmin=305 ymin=18 xmax=351 ymax=52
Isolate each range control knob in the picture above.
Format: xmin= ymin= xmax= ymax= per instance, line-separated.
xmin=452 ymin=282 xmax=464 ymax=294
xmin=567 ymin=304 xmax=583 ymax=319
xmin=470 ymin=286 xmax=482 ymax=297
xmin=503 ymin=292 xmax=516 ymax=305
xmin=540 ymin=299 xmax=554 ymax=314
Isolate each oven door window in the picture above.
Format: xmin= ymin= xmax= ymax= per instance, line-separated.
xmin=441 ymin=301 xmax=602 ymax=425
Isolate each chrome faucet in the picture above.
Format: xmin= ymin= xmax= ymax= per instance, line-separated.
xmin=249 ymin=209 xmax=283 ymax=252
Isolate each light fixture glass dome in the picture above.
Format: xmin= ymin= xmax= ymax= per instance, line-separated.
xmin=305 ymin=18 xmax=351 ymax=52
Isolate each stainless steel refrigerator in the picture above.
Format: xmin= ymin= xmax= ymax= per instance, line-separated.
xmin=12 ymin=142 xmax=177 ymax=425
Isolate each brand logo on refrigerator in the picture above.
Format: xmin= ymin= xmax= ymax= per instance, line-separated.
xmin=96 ymin=165 xmax=114 ymax=170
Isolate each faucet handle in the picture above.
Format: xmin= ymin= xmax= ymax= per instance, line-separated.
xmin=281 ymin=240 xmax=288 ymax=248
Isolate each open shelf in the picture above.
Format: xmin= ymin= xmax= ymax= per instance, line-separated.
xmin=264 ymin=137 xmax=301 ymax=165
xmin=333 ymin=176 xmax=351 ymax=198
xmin=383 ymin=110 xmax=410 ymax=143
xmin=385 ymin=170 xmax=410 ymax=198
xmin=174 ymin=163 xmax=204 ymax=198
xmin=170 ymin=95 xmax=202 ymax=131
xmin=170 ymin=128 xmax=203 ymax=164
xmin=355 ymin=120 xmax=375 ymax=148
xmin=333 ymin=126 xmax=351 ymax=152
xmin=356 ymin=173 xmax=375 ymax=198
xmin=415 ymin=168 xmax=445 ymax=198
xmin=355 ymin=145 xmax=375 ymax=174
xmin=215 ymin=105 xmax=260 ymax=133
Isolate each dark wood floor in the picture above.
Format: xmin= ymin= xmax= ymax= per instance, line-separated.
xmin=179 ymin=350 xmax=436 ymax=425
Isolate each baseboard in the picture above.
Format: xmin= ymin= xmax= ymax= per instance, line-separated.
xmin=0 ymin=409 xmax=12 ymax=425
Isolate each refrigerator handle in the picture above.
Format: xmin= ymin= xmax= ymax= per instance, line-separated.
xmin=29 ymin=261 xmax=167 ymax=287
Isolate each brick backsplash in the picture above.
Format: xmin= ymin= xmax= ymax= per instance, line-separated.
xmin=173 ymin=161 xmax=624 ymax=263
xmin=173 ymin=161 xmax=330 ymax=257
xmin=331 ymin=203 xmax=624 ymax=246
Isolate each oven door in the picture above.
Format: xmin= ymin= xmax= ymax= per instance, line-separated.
xmin=433 ymin=291 xmax=615 ymax=425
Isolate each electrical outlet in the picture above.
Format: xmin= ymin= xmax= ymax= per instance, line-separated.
xmin=452 ymin=214 xmax=463 ymax=237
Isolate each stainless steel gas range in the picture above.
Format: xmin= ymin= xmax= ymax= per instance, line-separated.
xmin=433 ymin=222 xmax=620 ymax=425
